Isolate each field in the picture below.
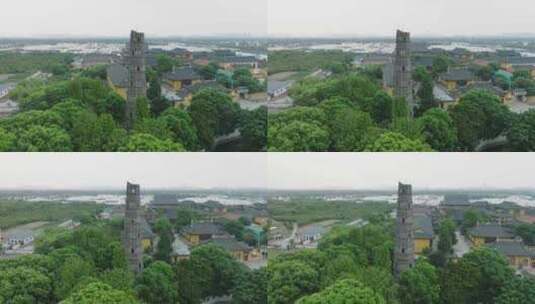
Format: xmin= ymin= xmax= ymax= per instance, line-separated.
xmin=0 ymin=200 xmax=103 ymax=229
xmin=268 ymin=199 xmax=393 ymax=225
xmin=268 ymin=50 xmax=354 ymax=74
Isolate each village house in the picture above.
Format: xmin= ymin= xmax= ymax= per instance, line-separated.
xmin=459 ymin=81 xmax=510 ymax=103
xmin=106 ymin=64 xmax=128 ymax=99
xmin=5 ymin=230 xmax=34 ymax=248
xmin=413 ymin=214 xmax=434 ymax=254
xmin=515 ymin=209 xmax=535 ymax=224
xmin=439 ymin=68 xmax=476 ymax=91
xmin=0 ymin=99 xmax=19 ymax=118
xmin=296 ymin=225 xmax=327 ymax=244
xmin=205 ymin=237 xmax=252 ymax=262
xmin=267 ymin=80 xmax=293 ymax=101
xmin=172 ymin=81 xmax=228 ymax=107
xmin=181 ymin=222 xmax=228 ymax=245
xmin=468 ymin=223 xmax=516 ymax=247
xmin=141 ymin=219 xmax=156 ymax=251
xmin=501 ymin=57 xmax=535 ymax=78
xmin=487 ymin=240 xmax=535 ymax=269
xmin=0 ymin=83 xmax=15 ymax=99
xmin=163 ymin=66 xmax=202 ymax=91
xmin=219 ymin=56 xmax=258 ymax=70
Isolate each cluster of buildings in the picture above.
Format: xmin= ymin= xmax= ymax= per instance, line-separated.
xmin=394 ymin=187 xmax=535 ymax=278
xmin=355 ymin=30 xmax=535 ymax=113
xmin=102 ymin=31 xmax=267 ymax=111
xmin=119 ymin=187 xmax=269 ymax=273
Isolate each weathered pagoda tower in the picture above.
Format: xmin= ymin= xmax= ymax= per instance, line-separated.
xmin=123 ymin=182 xmax=143 ymax=274
xmin=393 ymin=30 xmax=414 ymax=116
xmin=394 ymin=182 xmax=415 ymax=278
xmin=124 ymin=30 xmax=147 ymax=130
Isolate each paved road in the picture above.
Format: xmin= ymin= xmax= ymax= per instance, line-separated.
xmin=273 ymin=222 xmax=298 ymax=250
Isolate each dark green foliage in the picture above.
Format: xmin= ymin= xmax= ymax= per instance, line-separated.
xmin=515 ymin=223 xmax=535 ymax=246
xmin=0 ymin=52 xmax=73 ymax=74
xmin=268 ymin=50 xmax=354 ymax=74
xmin=449 ymin=90 xmax=513 ymax=150
xmin=399 ymin=259 xmax=440 ymax=304
xmin=136 ymin=261 xmax=178 ymax=304
xmin=231 ymin=268 xmax=268 ymax=304
xmin=495 ymin=277 xmax=535 ymax=304
xmin=366 ymin=132 xmax=432 ymax=152
xmin=188 ymin=88 xmax=241 ymax=149
xmin=296 ymin=279 xmax=386 ymax=304
xmin=240 ymin=106 xmax=267 ymax=151
xmin=417 ymin=109 xmax=458 ymax=151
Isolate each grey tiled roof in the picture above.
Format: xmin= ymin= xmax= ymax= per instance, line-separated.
xmin=487 ymin=240 xmax=535 ymax=257
xmin=182 ymin=222 xmax=224 ymax=236
xmin=205 ymin=237 xmax=251 ymax=252
xmin=107 ymin=64 xmax=128 ymax=87
xmin=440 ymin=69 xmax=475 ymax=81
xmin=164 ymin=67 xmax=201 ymax=81
xmin=414 ymin=215 xmax=434 ymax=239
xmin=469 ymin=224 xmax=514 ymax=239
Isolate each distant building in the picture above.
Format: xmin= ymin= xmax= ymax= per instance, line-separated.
xmin=171 ymin=237 xmax=191 ymax=262
xmin=163 ymin=66 xmax=202 ymax=91
xmin=413 ymin=214 xmax=434 ymax=254
xmin=434 ymin=84 xmax=456 ymax=109
xmin=141 ymin=219 xmax=156 ymax=251
xmin=0 ymin=99 xmax=19 ymax=118
xmin=0 ymin=83 xmax=15 ymax=99
xmin=487 ymin=240 xmax=535 ymax=269
xmin=172 ymin=81 xmax=227 ymax=107
xmin=182 ymin=222 xmax=227 ymax=245
xmin=219 ymin=56 xmax=258 ymax=70
xmin=6 ymin=230 xmax=34 ymax=247
xmin=468 ymin=223 xmax=515 ymax=247
xmin=107 ymin=64 xmax=128 ymax=100
xmin=205 ymin=237 xmax=252 ymax=262
xmin=439 ymin=68 xmax=476 ymax=90
xmin=267 ymin=80 xmax=293 ymax=101
xmin=458 ymin=81 xmax=509 ymax=103
xmin=296 ymin=225 xmax=327 ymax=244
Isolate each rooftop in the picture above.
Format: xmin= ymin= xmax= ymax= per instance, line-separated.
xmin=487 ymin=240 xmax=535 ymax=257
xmin=205 ymin=237 xmax=251 ymax=252
xmin=469 ymin=224 xmax=515 ymax=239
xmin=440 ymin=68 xmax=475 ymax=82
xmin=414 ymin=214 xmax=434 ymax=239
xmin=106 ymin=64 xmax=128 ymax=87
xmin=164 ymin=66 xmax=201 ymax=81
xmin=182 ymin=222 xmax=225 ymax=236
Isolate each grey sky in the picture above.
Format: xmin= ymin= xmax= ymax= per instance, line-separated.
xmin=0 ymin=153 xmax=268 ymax=190
xmin=1 ymin=153 xmax=533 ymax=191
xmin=268 ymin=153 xmax=535 ymax=190
xmin=269 ymin=0 xmax=535 ymax=37
xmin=0 ymin=0 xmax=267 ymax=38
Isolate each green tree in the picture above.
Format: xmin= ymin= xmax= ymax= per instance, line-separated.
xmin=268 ymin=260 xmax=320 ymax=304
xmin=0 ymin=266 xmax=53 ymax=304
xmin=495 ymin=277 xmax=535 ymax=304
xmin=188 ymin=89 xmax=241 ymax=149
xmin=175 ymin=209 xmax=197 ymax=232
xmin=450 ymin=90 xmax=512 ymax=150
xmin=296 ymin=279 xmax=386 ymax=304
xmin=507 ymin=110 xmax=535 ymax=151
xmin=399 ymin=259 xmax=440 ymax=304
xmin=431 ymin=55 xmax=450 ymax=78
xmin=329 ymin=108 xmax=377 ymax=151
xmin=120 ymin=133 xmax=185 ymax=152
xmin=440 ymin=247 xmax=514 ymax=304
xmin=240 ymin=106 xmax=267 ymax=151
xmin=198 ymin=62 xmax=220 ymax=80
xmin=158 ymin=107 xmax=200 ymax=151
xmin=155 ymin=54 xmax=175 ymax=75
xmin=268 ymin=121 xmax=330 ymax=152
xmin=18 ymin=125 xmax=72 ymax=152
xmin=416 ymin=74 xmax=436 ymax=116
xmin=437 ymin=218 xmax=457 ymax=255
xmin=417 ymin=109 xmax=458 ymax=151
xmin=367 ymin=132 xmax=432 ymax=152
xmin=136 ymin=261 xmax=178 ymax=304
xmin=62 ymin=282 xmax=139 ymax=304
xmin=231 ymin=268 xmax=267 ymax=304
xmin=0 ymin=128 xmax=15 ymax=151
xmin=515 ymin=223 xmax=535 ymax=246
xmin=56 ymin=255 xmax=96 ymax=300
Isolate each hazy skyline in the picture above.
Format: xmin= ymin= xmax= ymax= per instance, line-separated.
xmin=269 ymin=0 xmax=535 ymax=37
xmin=0 ymin=154 xmax=268 ymax=190
xmin=0 ymin=0 xmax=267 ymax=38
xmin=1 ymin=154 xmax=535 ymax=191
xmin=268 ymin=153 xmax=535 ymax=191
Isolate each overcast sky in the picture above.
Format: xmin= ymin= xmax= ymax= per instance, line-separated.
xmin=269 ymin=0 xmax=535 ymax=37
xmin=0 ymin=154 xmax=268 ymax=190
xmin=0 ymin=0 xmax=267 ymax=38
xmin=268 ymin=153 xmax=535 ymax=190
xmin=1 ymin=154 xmax=534 ymax=191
